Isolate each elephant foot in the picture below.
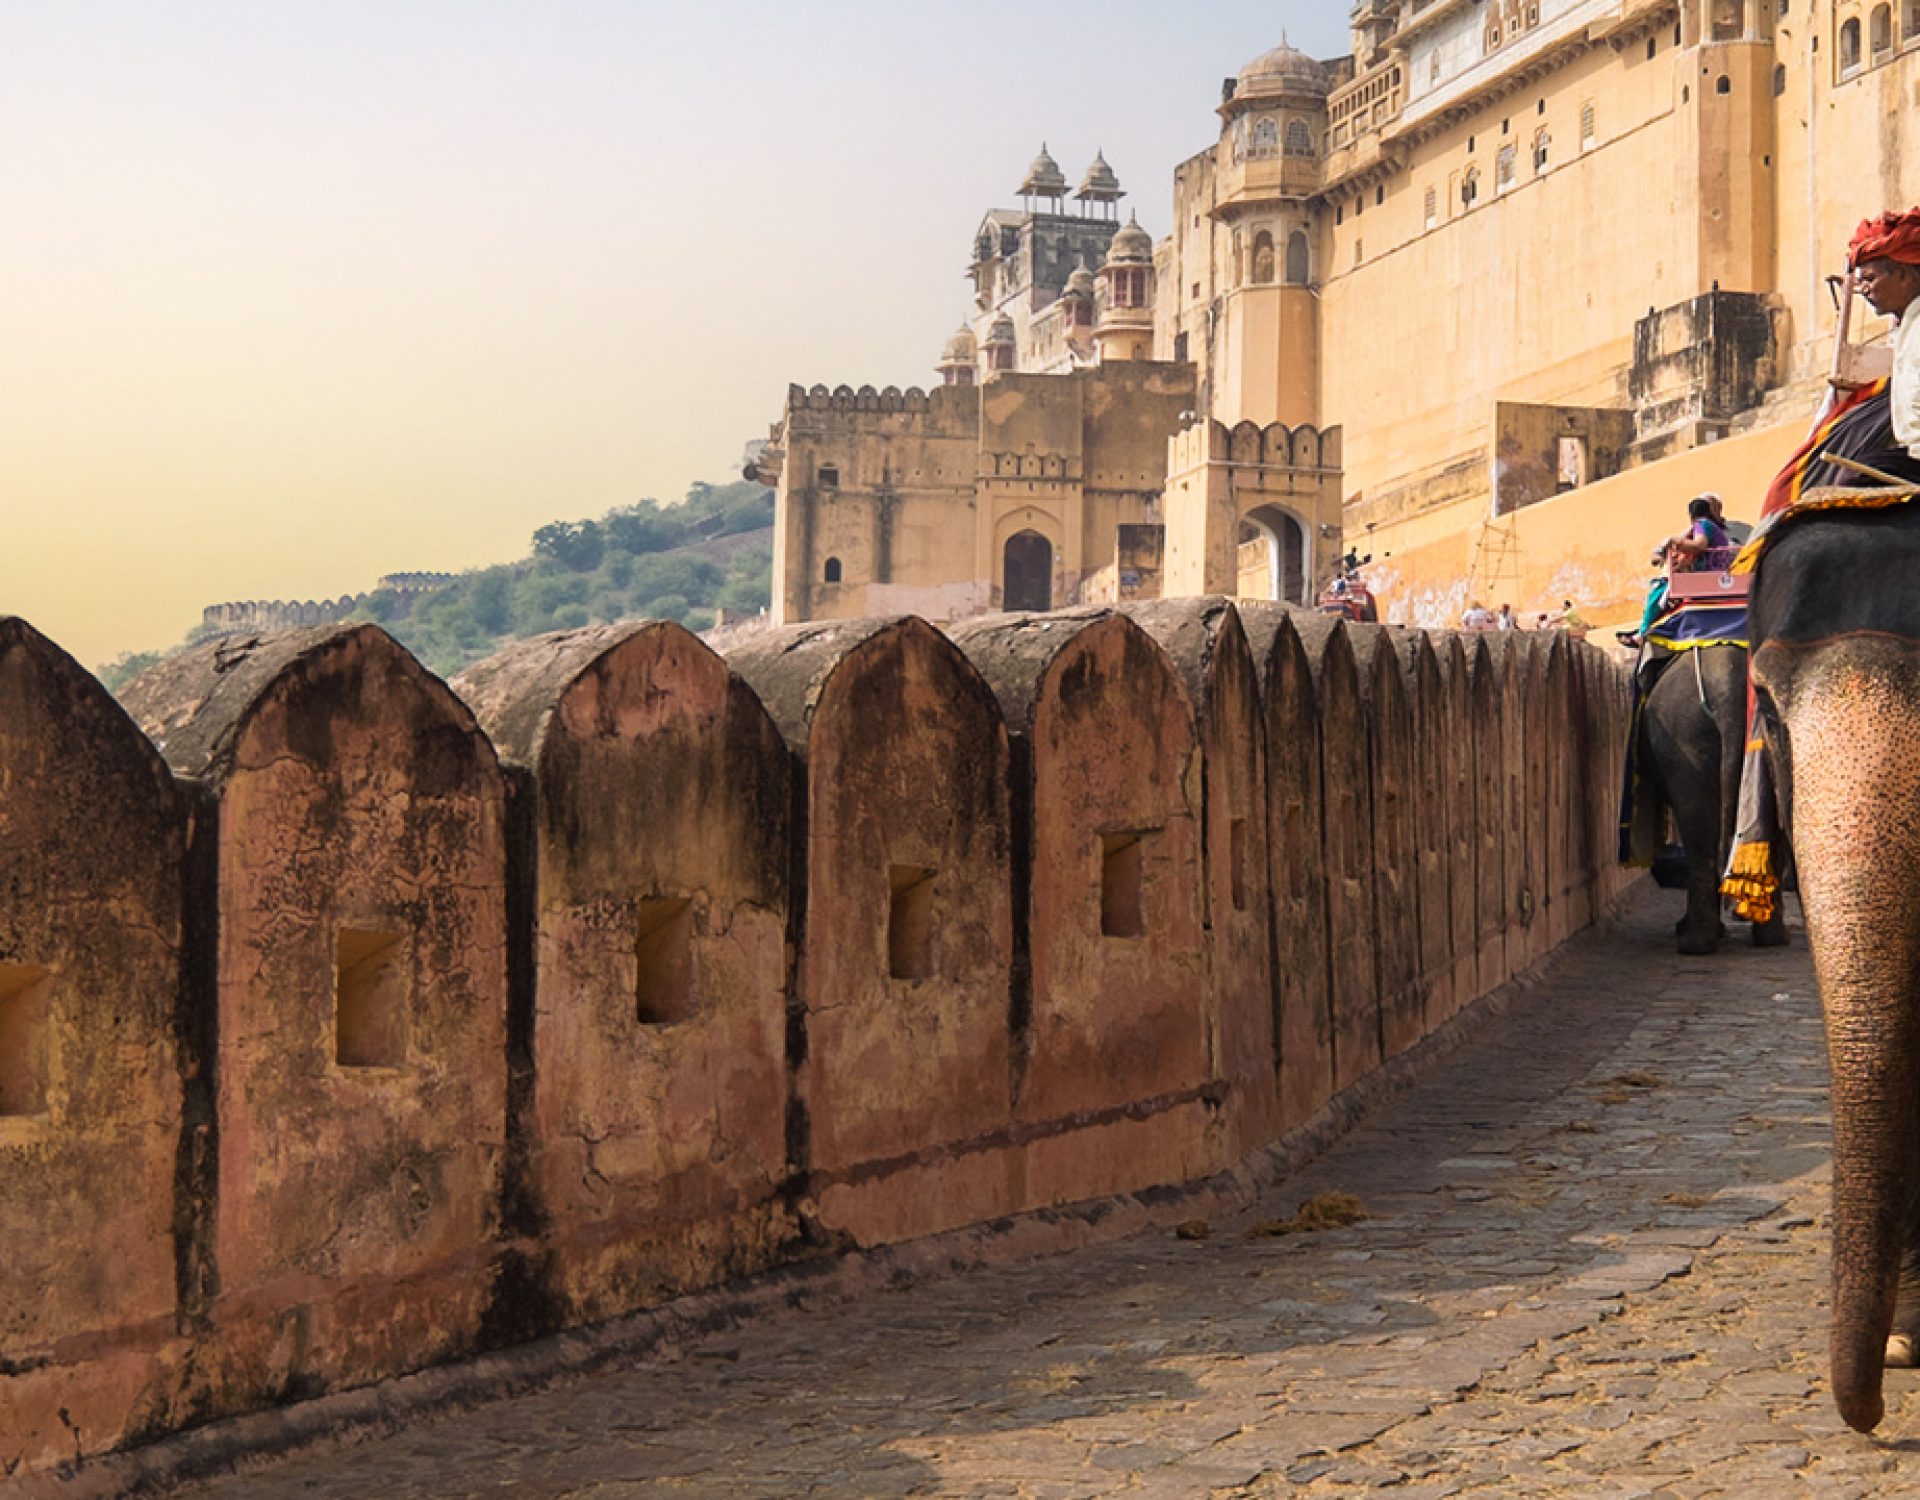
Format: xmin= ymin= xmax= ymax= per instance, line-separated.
xmin=1676 ymin=923 xmax=1726 ymax=956
xmin=1888 ymin=1333 xmax=1917 ymax=1369
xmin=1752 ymin=917 xmax=1791 ymax=949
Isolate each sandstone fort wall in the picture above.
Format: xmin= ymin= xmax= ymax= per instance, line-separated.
xmin=0 ymin=606 xmax=1636 ymax=1480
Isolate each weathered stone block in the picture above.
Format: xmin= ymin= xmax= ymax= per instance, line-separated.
xmin=1439 ymin=636 xmax=1480 ymax=1021
xmin=1121 ymin=599 xmax=1278 ymax=1159
xmin=122 ymin=624 xmax=507 ymax=1407
xmin=1239 ymin=604 xmax=1334 ymax=1131
xmin=1467 ymin=637 xmax=1510 ymax=997
xmin=0 ymin=618 xmax=185 ymax=1474
xmin=953 ymin=610 xmax=1210 ymax=1200
xmin=1293 ymin=616 xmax=1379 ymax=1095
xmin=453 ymin=622 xmax=795 ymax=1327
xmin=727 ymin=618 xmax=1012 ymax=1245
xmin=1353 ymin=625 xmax=1422 ymax=1060
xmin=1400 ymin=631 xmax=1456 ymax=1030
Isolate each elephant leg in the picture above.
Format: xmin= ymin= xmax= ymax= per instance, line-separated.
xmin=1752 ymin=907 xmax=1791 ymax=947
xmin=1642 ymin=658 xmax=1729 ymax=954
xmin=1887 ymin=1196 xmax=1920 ymax=1366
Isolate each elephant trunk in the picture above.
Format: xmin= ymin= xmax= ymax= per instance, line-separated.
xmin=1779 ymin=652 xmax=1920 ymax=1433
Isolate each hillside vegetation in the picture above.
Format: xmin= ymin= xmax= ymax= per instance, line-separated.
xmin=98 ymin=480 xmax=774 ymax=690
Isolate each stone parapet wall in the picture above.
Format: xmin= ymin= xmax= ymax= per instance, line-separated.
xmin=0 ymin=603 xmax=1636 ymax=1481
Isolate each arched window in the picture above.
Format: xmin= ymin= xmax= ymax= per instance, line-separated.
xmin=1580 ymin=101 xmax=1596 ymax=147
xmin=1002 ymin=532 xmax=1052 ymax=612
xmin=1461 ymin=166 xmax=1481 ymax=208
xmin=1873 ymin=3 xmax=1894 ymax=54
xmin=1715 ymin=73 xmax=1731 ymax=93
xmin=1711 ymin=0 xmax=1744 ymax=39
xmin=823 ymin=557 xmax=842 ymax=583
xmin=1250 ymin=117 xmax=1279 ymax=158
xmin=1424 ymin=185 xmax=1438 ymax=228
xmin=1284 ymin=119 xmax=1315 ymax=157
xmin=1841 ymin=16 xmax=1863 ymax=73
xmin=1774 ymin=62 xmax=1788 ymax=94
xmin=1533 ymin=126 xmax=1551 ymax=171
xmin=1231 ymin=117 xmax=1248 ymax=162
xmin=1908 ymin=0 xmax=1920 ymax=42
xmin=1251 ymin=230 xmax=1276 ymax=284
xmin=1485 ymin=17 xmax=1503 ymax=52
xmin=1285 ymin=230 xmax=1311 ymax=284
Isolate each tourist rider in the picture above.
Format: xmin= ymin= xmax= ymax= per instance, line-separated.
xmin=1616 ymin=495 xmax=1730 ymax=649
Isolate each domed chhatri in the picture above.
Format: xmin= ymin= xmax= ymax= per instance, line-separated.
xmin=1017 ymin=142 xmax=1070 ymax=200
xmin=937 ymin=323 xmax=979 ymax=386
xmin=1075 ymin=150 xmax=1124 ymax=203
xmin=1105 ymin=214 xmax=1154 ymax=266
xmin=1064 ymin=261 xmax=1097 ymax=299
xmin=1236 ymin=35 xmax=1331 ymax=95
xmin=985 ymin=312 xmax=1018 ymax=345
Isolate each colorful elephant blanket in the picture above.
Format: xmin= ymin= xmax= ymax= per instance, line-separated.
xmin=1721 ymin=379 xmax=1920 ymax=921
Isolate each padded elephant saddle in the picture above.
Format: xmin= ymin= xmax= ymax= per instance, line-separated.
xmin=1643 ymin=547 xmax=1749 ymax=657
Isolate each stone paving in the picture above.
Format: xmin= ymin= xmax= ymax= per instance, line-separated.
xmin=173 ymin=890 xmax=1920 ymax=1497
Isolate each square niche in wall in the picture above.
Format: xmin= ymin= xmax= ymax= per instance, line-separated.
xmin=0 ymin=963 xmax=52 ymax=1117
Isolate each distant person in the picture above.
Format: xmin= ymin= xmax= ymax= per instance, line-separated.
xmin=1496 ymin=603 xmax=1517 ymax=631
xmin=1461 ymin=600 xmax=1494 ymax=631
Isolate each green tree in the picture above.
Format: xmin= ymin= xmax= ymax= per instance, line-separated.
xmin=531 ymin=519 xmax=606 ymax=572
xmin=470 ymin=571 xmax=512 ymax=634
xmin=97 ymin=651 xmax=162 ymax=694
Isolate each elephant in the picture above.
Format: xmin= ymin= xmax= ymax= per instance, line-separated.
xmin=1633 ymin=642 xmax=1791 ymax=953
xmin=1747 ymin=497 xmax=1920 ymax=1433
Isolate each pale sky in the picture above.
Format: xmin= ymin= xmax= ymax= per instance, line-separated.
xmin=0 ymin=2 xmax=1347 ymax=669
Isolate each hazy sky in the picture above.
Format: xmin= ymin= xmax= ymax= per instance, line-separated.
xmin=1 ymin=3 xmax=1346 ymax=668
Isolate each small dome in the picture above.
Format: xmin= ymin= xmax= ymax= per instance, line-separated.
xmin=1076 ymin=150 xmax=1123 ymax=202
xmin=1064 ymin=263 xmax=1096 ymax=298
xmin=985 ymin=313 xmax=1017 ymax=346
xmin=1237 ymin=37 xmax=1331 ymax=95
xmin=939 ymin=325 xmax=977 ymax=365
xmin=1105 ymin=215 xmax=1154 ymax=266
xmin=1017 ymin=143 xmax=1069 ymax=198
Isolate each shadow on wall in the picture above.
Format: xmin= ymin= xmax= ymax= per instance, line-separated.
xmin=0 ymin=603 xmax=1638 ymax=1481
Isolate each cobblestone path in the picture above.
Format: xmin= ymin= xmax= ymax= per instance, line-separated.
xmin=177 ymin=892 xmax=1920 ymax=1497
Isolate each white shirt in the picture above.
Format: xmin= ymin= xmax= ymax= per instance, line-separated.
xmin=1893 ymin=307 xmax=1920 ymax=458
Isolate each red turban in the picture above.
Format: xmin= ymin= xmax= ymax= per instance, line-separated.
xmin=1849 ymin=208 xmax=1920 ymax=267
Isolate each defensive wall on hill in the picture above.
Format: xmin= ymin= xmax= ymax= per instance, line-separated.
xmin=0 ymin=602 xmax=1636 ymax=1480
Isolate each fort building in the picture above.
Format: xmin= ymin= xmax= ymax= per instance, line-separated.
xmin=761 ymin=0 xmax=1920 ymax=630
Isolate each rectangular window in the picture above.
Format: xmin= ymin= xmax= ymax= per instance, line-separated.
xmin=634 ymin=897 xmax=695 ymax=1024
xmin=1496 ymin=144 xmax=1517 ymax=192
xmin=1580 ymin=102 xmax=1596 ymax=148
xmin=1100 ymin=831 xmax=1149 ymax=938
xmin=818 ymin=464 xmax=840 ymax=490
xmin=1424 ymin=186 xmax=1438 ymax=228
xmin=887 ymin=865 xmax=937 ymax=980
xmin=335 ymin=928 xmax=409 ymax=1069
xmin=0 ymin=963 xmax=51 ymax=1117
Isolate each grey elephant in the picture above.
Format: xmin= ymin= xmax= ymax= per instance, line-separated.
xmin=1748 ymin=493 xmax=1920 ymax=1432
xmin=1629 ymin=641 xmax=1789 ymax=953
